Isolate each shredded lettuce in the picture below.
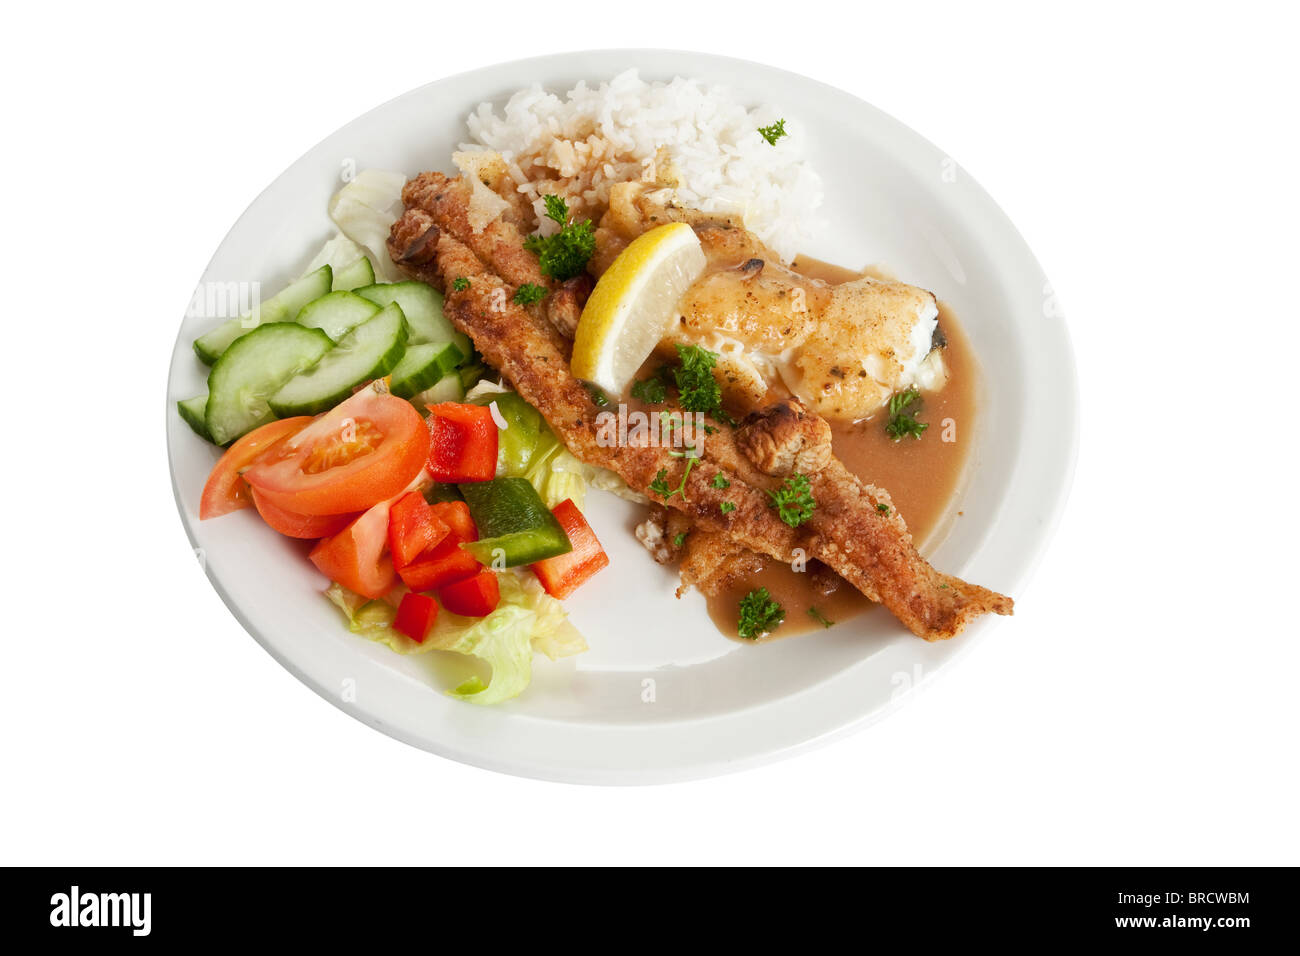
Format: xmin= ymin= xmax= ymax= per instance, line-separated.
xmin=324 ymin=571 xmax=586 ymax=705
xmin=525 ymin=432 xmax=647 ymax=508
xmin=303 ymin=233 xmax=368 ymax=276
xmin=329 ymin=169 xmax=407 ymax=282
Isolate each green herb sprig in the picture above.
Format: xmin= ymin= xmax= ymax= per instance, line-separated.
xmin=738 ymin=588 xmax=785 ymax=639
xmin=757 ymin=119 xmax=788 ymax=146
xmin=523 ymin=195 xmax=595 ymax=281
xmin=766 ymin=473 xmax=816 ymax=527
xmin=885 ymin=388 xmax=929 ymax=441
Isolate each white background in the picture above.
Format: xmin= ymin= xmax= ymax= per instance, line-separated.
xmin=4 ymin=1 xmax=1296 ymax=865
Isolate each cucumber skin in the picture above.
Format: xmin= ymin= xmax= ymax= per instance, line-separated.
xmin=355 ymin=281 xmax=471 ymax=357
xmin=295 ymin=290 xmax=379 ymax=342
xmin=390 ymin=342 xmax=464 ymax=399
xmin=192 ymin=265 xmax=332 ymax=365
xmin=332 ymin=257 xmax=375 ymax=292
xmin=204 ymin=323 xmax=334 ymax=445
xmin=267 ymin=305 xmax=409 ymax=418
xmin=177 ymin=395 xmax=212 ymax=442
xmin=408 ymin=373 xmax=465 ymax=414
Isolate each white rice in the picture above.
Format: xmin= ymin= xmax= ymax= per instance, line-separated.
xmin=461 ymin=69 xmax=824 ymax=263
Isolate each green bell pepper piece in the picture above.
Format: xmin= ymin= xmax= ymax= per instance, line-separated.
xmin=458 ymin=477 xmax=571 ymax=567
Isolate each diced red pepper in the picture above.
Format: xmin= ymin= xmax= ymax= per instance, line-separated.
xmin=387 ymin=492 xmax=451 ymax=569
xmin=425 ymin=402 xmax=498 ymax=483
xmin=429 ymin=499 xmax=478 ymax=542
xmin=394 ymin=592 xmax=439 ymax=643
xmin=397 ymin=534 xmax=482 ymax=592
xmin=438 ymin=569 xmax=501 ymax=618
xmin=531 ymin=499 xmax=609 ymax=599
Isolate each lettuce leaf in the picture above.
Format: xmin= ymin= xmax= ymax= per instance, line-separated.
xmin=324 ymin=570 xmax=586 ymax=705
xmin=329 ymin=169 xmax=407 ymax=281
xmin=303 ymin=233 xmax=368 ymax=276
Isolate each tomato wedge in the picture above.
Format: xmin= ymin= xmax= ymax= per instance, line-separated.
xmin=250 ymin=487 xmax=356 ymax=540
xmin=308 ymin=496 xmax=398 ymax=599
xmin=243 ymin=385 xmax=431 ymax=516
xmin=199 ymin=417 xmax=313 ymax=520
xmin=387 ymin=492 xmax=451 ymax=569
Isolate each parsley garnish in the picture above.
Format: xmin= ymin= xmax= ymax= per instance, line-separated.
xmin=766 ymin=473 xmax=815 ymax=527
xmin=885 ymin=388 xmax=929 ymax=441
xmin=719 ymin=501 xmax=736 ymax=514
xmin=807 ymin=606 xmax=834 ymax=628
xmin=757 ymin=119 xmax=788 ymax=146
xmin=672 ymin=344 xmax=724 ymax=416
xmin=631 ymin=374 xmax=668 ymax=404
xmin=876 ymin=502 xmax=891 ymax=516
xmin=712 ymin=473 xmax=730 ymax=489
xmin=672 ymin=531 xmax=688 ymax=548
xmin=523 ymin=195 xmax=595 ymax=281
xmin=652 ymin=450 xmax=701 ymax=501
xmin=541 ymin=193 xmax=568 ymax=222
xmin=513 ymin=282 xmax=546 ymax=305
xmin=737 ymin=588 xmax=785 ymax=640
xmin=451 ymin=277 xmax=470 ymax=292
xmin=585 ymin=383 xmax=609 ymax=407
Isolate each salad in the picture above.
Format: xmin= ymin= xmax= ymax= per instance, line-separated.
xmin=179 ymin=173 xmax=615 ymax=705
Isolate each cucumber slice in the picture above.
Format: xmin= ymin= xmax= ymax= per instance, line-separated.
xmin=269 ymin=303 xmax=408 ymax=417
xmin=177 ymin=395 xmax=212 ymax=441
xmin=332 ymin=257 xmax=375 ymax=292
xmin=295 ymin=290 xmax=380 ymax=342
xmin=389 ymin=341 xmax=466 ymax=399
xmin=355 ymin=281 xmax=471 ymax=356
xmin=192 ymin=266 xmax=332 ymax=365
xmin=205 ymin=323 xmax=333 ymax=444
xmin=408 ymin=372 xmax=465 ymax=414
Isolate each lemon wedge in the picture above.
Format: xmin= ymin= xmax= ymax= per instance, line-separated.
xmin=571 ymin=222 xmax=707 ymax=394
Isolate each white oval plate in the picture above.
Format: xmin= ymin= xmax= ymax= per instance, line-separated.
xmin=167 ymin=50 xmax=1078 ymax=784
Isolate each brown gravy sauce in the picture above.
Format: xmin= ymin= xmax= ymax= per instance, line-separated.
xmin=705 ymin=256 xmax=979 ymax=641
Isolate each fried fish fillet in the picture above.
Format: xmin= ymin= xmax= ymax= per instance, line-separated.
xmin=387 ymin=180 xmax=1013 ymax=639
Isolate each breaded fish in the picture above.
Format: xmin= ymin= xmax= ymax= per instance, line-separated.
xmin=387 ymin=182 xmax=1013 ymax=639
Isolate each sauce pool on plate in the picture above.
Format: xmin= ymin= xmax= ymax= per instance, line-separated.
xmin=706 ymin=257 xmax=979 ymax=640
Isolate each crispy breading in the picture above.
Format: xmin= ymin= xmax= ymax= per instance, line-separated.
xmin=546 ymin=274 xmax=594 ymax=339
xmin=635 ymin=505 xmax=692 ymax=566
xmin=736 ymin=398 xmax=833 ymax=477
xmin=677 ymin=529 xmax=765 ymax=598
xmin=398 ymin=171 xmax=594 ymax=339
xmin=390 ymin=187 xmax=1013 ymax=640
xmin=387 ymin=209 xmax=440 ymax=275
xmin=402 ymin=172 xmax=549 ymax=291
